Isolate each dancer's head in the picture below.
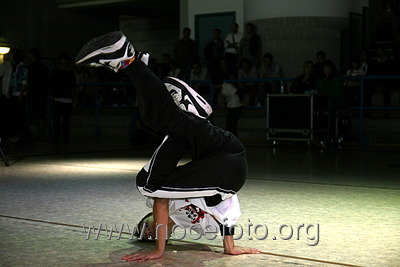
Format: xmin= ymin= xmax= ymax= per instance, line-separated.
xmin=135 ymin=212 xmax=155 ymax=241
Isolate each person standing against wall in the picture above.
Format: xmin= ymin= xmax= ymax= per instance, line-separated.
xmin=204 ymin=28 xmax=224 ymax=82
xmin=174 ymin=27 xmax=198 ymax=80
xmin=239 ymin=23 xmax=262 ymax=68
xmin=1 ymin=49 xmax=32 ymax=145
xmin=224 ymin=22 xmax=243 ymax=74
xmin=50 ymin=53 xmax=76 ymax=144
xmin=28 ymin=47 xmax=49 ymax=144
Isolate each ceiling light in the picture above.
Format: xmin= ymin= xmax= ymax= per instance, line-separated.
xmin=0 ymin=47 xmax=10 ymax=55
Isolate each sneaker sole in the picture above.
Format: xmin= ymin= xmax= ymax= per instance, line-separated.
xmin=75 ymin=31 xmax=126 ymax=64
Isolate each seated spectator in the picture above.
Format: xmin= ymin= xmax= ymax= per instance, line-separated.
xmin=343 ymin=57 xmax=364 ymax=107
xmin=368 ymin=47 xmax=397 ymax=108
xmin=212 ymin=57 xmax=236 ymax=106
xmin=189 ymin=61 xmax=210 ymax=82
xmin=189 ymin=61 xmax=211 ymax=99
xmin=258 ymin=53 xmax=285 ymax=106
xmin=290 ymin=60 xmax=316 ymax=94
xmin=213 ymin=57 xmax=237 ymax=83
xmin=168 ymin=59 xmax=184 ymax=79
xmin=238 ymin=58 xmax=259 ymax=106
xmin=316 ymin=60 xmax=343 ymax=108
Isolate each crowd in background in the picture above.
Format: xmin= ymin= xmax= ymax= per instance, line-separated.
xmin=0 ymin=48 xmax=76 ymax=146
xmin=1 ymin=1 xmax=400 ymax=145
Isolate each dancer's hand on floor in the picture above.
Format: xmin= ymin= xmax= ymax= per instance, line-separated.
xmin=225 ymin=246 xmax=261 ymax=255
xmin=223 ymin=235 xmax=260 ymax=255
xmin=122 ymin=249 xmax=163 ymax=262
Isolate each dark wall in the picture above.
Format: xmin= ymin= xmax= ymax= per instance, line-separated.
xmin=1 ymin=0 xmax=119 ymax=63
xmin=120 ymin=16 xmax=179 ymax=62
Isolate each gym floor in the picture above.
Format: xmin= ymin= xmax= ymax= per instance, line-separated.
xmin=1 ymin=137 xmax=399 ymax=266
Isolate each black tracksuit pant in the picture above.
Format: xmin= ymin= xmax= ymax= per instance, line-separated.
xmin=123 ymin=61 xmax=247 ymax=206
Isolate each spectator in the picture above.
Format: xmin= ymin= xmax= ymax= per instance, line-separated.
xmin=316 ymin=60 xmax=343 ymax=108
xmin=313 ymin=50 xmax=327 ymax=79
xmin=359 ymin=49 xmax=374 ymax=108
xmin=238 ymin=58 xmax=259 ymax=106
xmin=258 ymin=53 xmax=285 ymax=106
xmin=174 ymin=27 xmax=198 ymax=80
xmin=168 ymin=59 xmax=184 ymax=79
xmin=2 ymin=48 xmax=32 ymax=145
xmin=189 ymin=61 xmax=210 ymax=99
xmin=221 ymin=81 xmax=242 ymax=137
xmin=189 ymin=61 xmax=209 ymax=81
xmin=316 ymin=60 xmax=343 ymax=140
xmin=204 ymin=28 xmax=224 ymax=82
xmin=0 ymin=55 xmax=16 ymax=139
xmin=290 ymin=60 xmax=317 ymax=94
xmin=369 ymin=47 xmax=397 ymax=109
xmin=343 ymin=57 xmax=364 ymax=107
xmin=212 ymin=57 xmax=236 ymax=107
xmin=28 ymin=47 xmax=49 ymax=143
xmin=224 ymin=22 xmax=243 ymax=74
xmin=239 ymin=23 xmax=262 ymax=68
xmin=50 ymin=53 xmax=76 ymax=144
xmin=214 ymin=57 xmax=236 ymax=82
xmin=377 ymin=0 xmax=398 ymax=41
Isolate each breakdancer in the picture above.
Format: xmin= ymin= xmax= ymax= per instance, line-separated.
xmin=76 ymin=31 xmax=259 ymax=262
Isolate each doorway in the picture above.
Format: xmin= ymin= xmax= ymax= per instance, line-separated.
xmin=195 ymin=12 xmax=236 ymax=66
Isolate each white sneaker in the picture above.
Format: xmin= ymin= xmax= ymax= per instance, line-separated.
xmin=163 ymin=77 xmax=213 ymax=119
xmin=75 ymin=31 xmax=148 ymax=71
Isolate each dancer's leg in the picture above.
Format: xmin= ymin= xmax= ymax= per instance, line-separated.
xmin=128 ymin=60 xmax=247 ymax=203
xmin=136 ymin=131 xmax=247 ymax=205
xmin=137 ymin=147 xmax=247 ymax=204
xmin=123 ymin=61 xmax=183 ymax=136
xmin=136 ymin=135 xmax=186 ymax=192
xmin=75 ymin=32 xmax=247 ymax=204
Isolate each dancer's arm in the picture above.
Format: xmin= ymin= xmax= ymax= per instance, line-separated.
xmin=153 ymin=198 xmax=170 ymax=253
xmin=122 ymin=198 xmax=170 ymax=262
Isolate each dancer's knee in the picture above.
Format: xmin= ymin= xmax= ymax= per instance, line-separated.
xmin=136 ymin=168 xmax=149 ymax=187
